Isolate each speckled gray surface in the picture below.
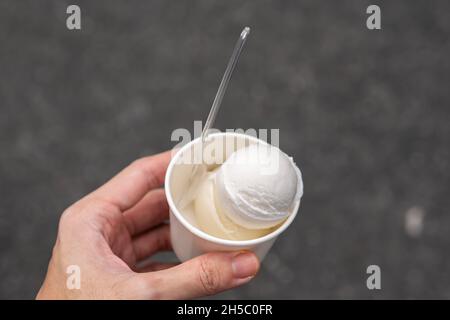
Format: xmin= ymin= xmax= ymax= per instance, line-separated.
xmin=0 ymin=0 xmax=449 ymax=299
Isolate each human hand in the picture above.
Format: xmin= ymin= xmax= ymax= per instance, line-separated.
xmin=36 ymin=151 xmax=260 ymax=299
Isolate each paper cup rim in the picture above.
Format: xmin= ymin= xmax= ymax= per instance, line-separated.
xmin=165 ymin=132 xmax=301 ymax=247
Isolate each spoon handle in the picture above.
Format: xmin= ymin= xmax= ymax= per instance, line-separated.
xmin=202 ymin=27 xmax=250 ymax=142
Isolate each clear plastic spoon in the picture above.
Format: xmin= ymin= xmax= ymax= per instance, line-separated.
xmin=201 ymin=26 xmax=251 ymax=142
xmin=178 ymin=27 xmax=251 ymax=208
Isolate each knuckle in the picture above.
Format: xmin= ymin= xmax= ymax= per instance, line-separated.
xmin=198 ymin=256 xmax=222 ymax=295
xmin=130 ymin=157 xmax=160 ymax=188
xmin=130 ymin=157 xmax=146 ymax=169
xmin=156 ymin=226 xmax=172 ymax=250
xmin=86 ymin=198 xmax=120 ymax=215
xmin=58 ymin=199 xmax=120 ymax=234
xmin=137 ymin=276 xmax=161 ymax=300
xmin=130 ymin=157 xmax=151 ymax=176
xmin=58 ymin=207 xmax=77 ymax=231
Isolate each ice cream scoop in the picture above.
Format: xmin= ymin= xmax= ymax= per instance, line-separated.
xmin=215 ymin=143 xmax=303 ymax=229
xmin=187 ymin=143 xmax=303 ymax=240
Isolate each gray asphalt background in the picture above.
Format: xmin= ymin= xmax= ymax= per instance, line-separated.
xmin=1 ymin=0 xmax=449 ymax=299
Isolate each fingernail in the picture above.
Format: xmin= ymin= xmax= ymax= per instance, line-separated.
xmin=231 ymin=252 xmax=259 ymax=279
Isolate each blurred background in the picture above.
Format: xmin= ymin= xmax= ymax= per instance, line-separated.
xmin=1 ymin=0 xmax=449 ymax=299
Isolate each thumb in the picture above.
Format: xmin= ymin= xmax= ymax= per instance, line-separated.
xmin=143 ymin=251 xmax=260 ymax=299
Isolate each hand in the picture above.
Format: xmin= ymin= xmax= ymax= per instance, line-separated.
xmin=36 ymin=151 xmax=260 ymax=299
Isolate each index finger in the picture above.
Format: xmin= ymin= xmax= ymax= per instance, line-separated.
xmin=88 ymin=151 xmax=172 ymax=212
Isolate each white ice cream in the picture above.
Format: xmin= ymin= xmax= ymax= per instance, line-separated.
xmin=181 ymin=143 xmax=303 ymax=240
xmin=215 ymin=144 xmax=303 ymax=229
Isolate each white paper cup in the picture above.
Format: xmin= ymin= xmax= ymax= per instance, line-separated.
xmin=165 ymin=132 xmax=302 ymax=262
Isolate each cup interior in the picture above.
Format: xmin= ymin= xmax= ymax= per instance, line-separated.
xmin=165 ymin=132 xmax=301 ymax=246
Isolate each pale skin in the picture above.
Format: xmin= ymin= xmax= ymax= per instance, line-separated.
xmin=37 ymin=151 xmax=260 ymax=299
